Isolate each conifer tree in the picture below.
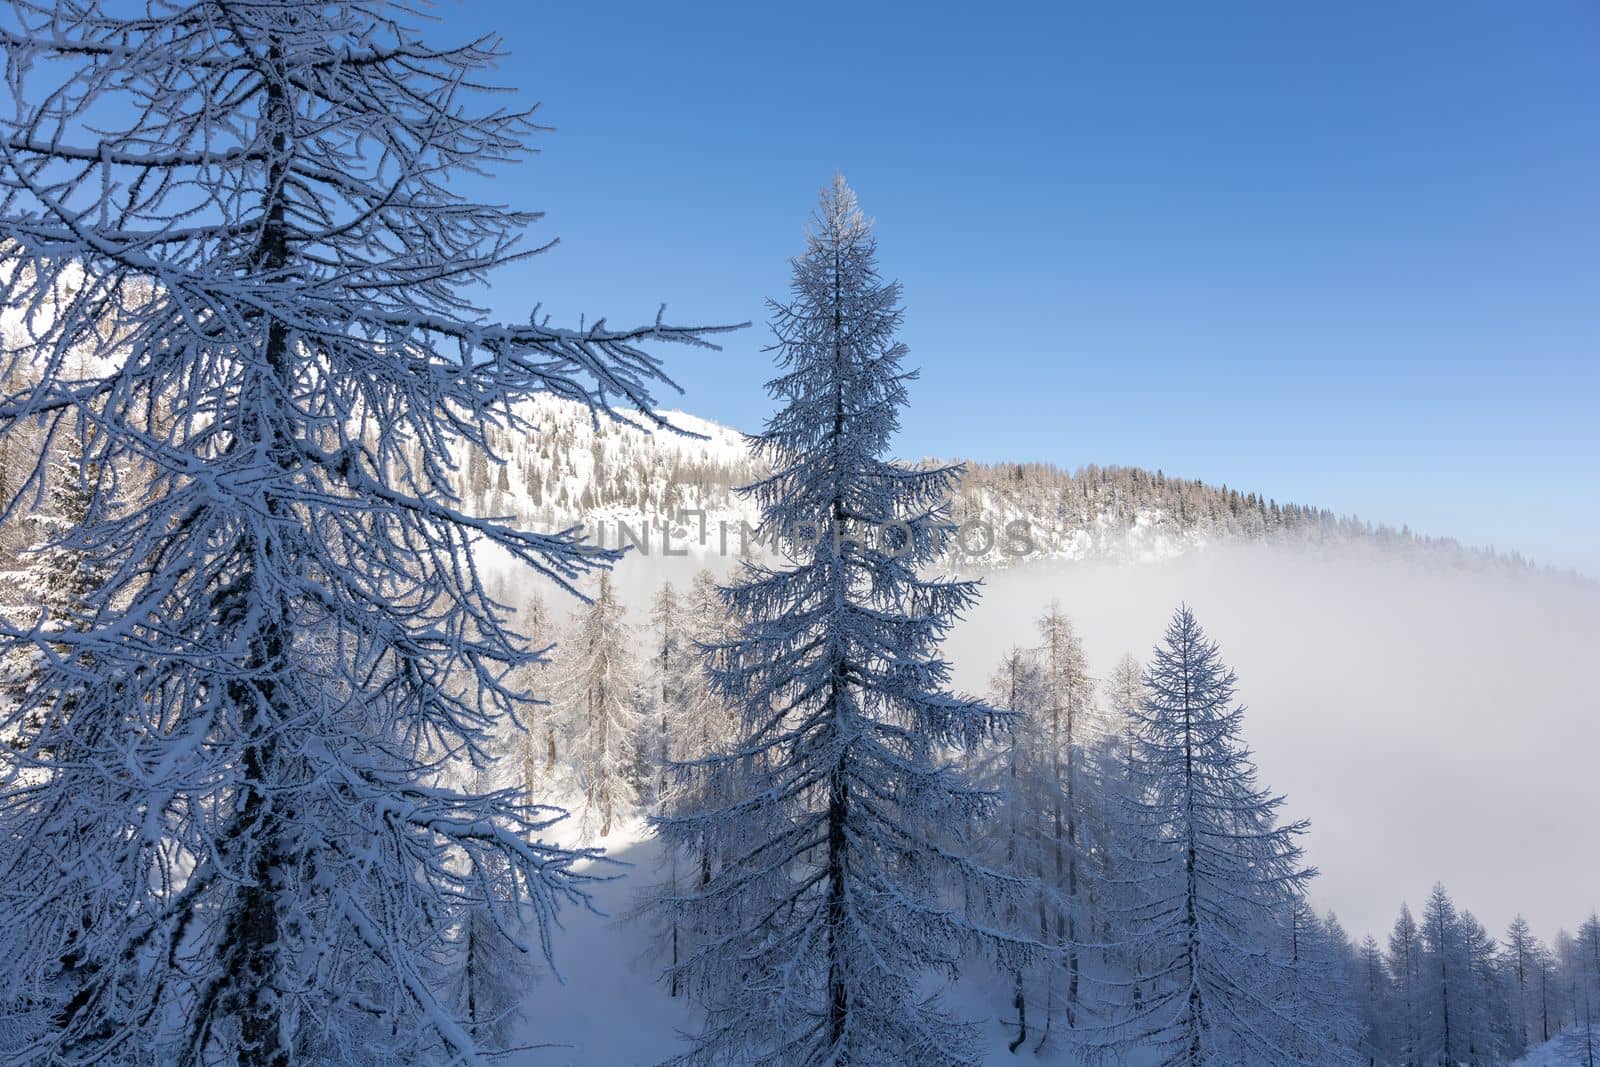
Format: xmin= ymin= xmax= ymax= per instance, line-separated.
xmin=653 ymin=177 xmax=1026 ymax=1065
xmin=1563 ymin=914 xmax=1600 ymax=1067
xmin=1462 ymin=909 xmax=1514 ymax=1060
xmin=1270 ymin=901 xmax=1363 ymax=1064
xmin=1032 ymin=603 xmax=1101 ymax=1040
xmin=1560 ymin=986 xmax=1600 ymax=1067
xmin=0 ymin=4 xmax=728 ymax=1060
xmin=983 ymin=645 xmax=1048 ymax=1053
xmin=663 ymin=568 xmax=740 ymax=895
xmin=677 ymin=568 xmax=738 ymax=774
xmin=1354 ymin=934 xmax=1396 ymax=1066
xmin=555 ymin=572 xmax=641 ymax=838
xmin=648 ymin=581 xmax=691 ymax=807
xmin=1419 ymin=883 xmax=1470 ymax=1065
xmin=511 ymin=591 xmax=559 ymax=795
xmin=1091 ymin=605 xmax=1316 ymax=1064
xmin=1504 ymin=915 xmax=1541 ymax=1056
xmin=1389 ymin=903 xmax=1426 ymax=1065
xmin=1103 ymin=652 xmax=1145 ymax=776
xmin=445 ymin=773 xmax=536 ymax=1053
xmin=0 ymin=422 xmax=116 ymax=1043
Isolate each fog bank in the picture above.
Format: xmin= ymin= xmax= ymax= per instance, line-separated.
xmin=946 ymin=544 xmax=1599 ymax=943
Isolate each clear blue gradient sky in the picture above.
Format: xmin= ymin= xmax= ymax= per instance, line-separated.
xmin=442 ymin=1 xmax=1600 ymax=575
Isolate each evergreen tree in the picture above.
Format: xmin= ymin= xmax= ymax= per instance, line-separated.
xmin=510 ymin=591 xmax=559 ymax=796
xmin=0 ymin=4 xmax=727 ymax=1060
xmin=1503 ymin=915 xmax=1540 ymax=1056
xmin=644 ymin=579 xmax=693 ymax=998
xmin=1354 ymin=934 xmax=1397 ymax=1066
xmin=679 ymin=569 xmax=738 ymax=763
xmin=1578 ymin=913 xmax=1600 ymax=1010
xmin=1270 ymin=902 xmax=1363 ymax=1064
xmin=671 ymin=568 xmax=741 ymax=888
xmin=982 ymin=645 xmax=1048 ymax=1053
xmin=1103 ymin=651 xmax=1145 ymax=776
xmin=445 ymin=773 xmax=537 ymax=1053
xmin=648 ymin=582 xmax=691 ymax=807
xmin=1032 ymin=602 xmax=1102 ymax=1041
xmin=1563 ymin=915 xmax=1600 ymax=1067
xmin=1461 ymin=909 xmax=1514 ymax=1062
xmin=653 ymin=177 xmax=1026 ymax=1065
xmin=554 ymin=572 xmax=641 ymax=838
xmin=1417 ymin=883 xmax=1486 ymax=1066
xmin=1090 ymin=605 xmax=1316 ymax=1064
xmin=1535 ymin=941 xmax=1561 ymax=1044
xmin=0 ymin=423 xmax=116 ymax=1042
xmin=1389 ymin=903 xmax=1426 ymax=1066
xmin=1560 ymin=985 xmax=1600 ymax=1067
xmin=648 ymin=568 xmax=739 ymax=1002
xmin=3 ymin=426 xmax=108 ymax=741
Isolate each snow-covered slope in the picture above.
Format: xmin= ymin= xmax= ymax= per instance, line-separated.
xmin=1513 ymin=1030 xmax=1597 ymax=1066
xmin=451 ymin=395 xmax=1542 ymax=574
xmin=510 ymin=817 xmax=1104 ymax=1067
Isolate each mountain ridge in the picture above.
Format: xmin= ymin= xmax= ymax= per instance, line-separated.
xmin=451 ymin=394 xmax=1548 ymax=575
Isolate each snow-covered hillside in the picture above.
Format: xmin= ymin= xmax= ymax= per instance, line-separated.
xmin=451 ymin=395 xmax=1544 ymax=573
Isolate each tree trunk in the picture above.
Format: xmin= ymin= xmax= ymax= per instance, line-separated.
xmin=826 ymin=760 xmax=848 ymax=1051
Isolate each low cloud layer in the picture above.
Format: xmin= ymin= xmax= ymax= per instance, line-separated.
xmin=947 ymin=544 xmax=1599 ymax=943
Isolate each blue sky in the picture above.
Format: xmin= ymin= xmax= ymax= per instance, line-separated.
xmin=444 ymin=1 xmax=1600 ymax=575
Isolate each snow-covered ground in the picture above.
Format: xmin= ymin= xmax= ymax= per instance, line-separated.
xmin=1513 ymin=1031 xmax=1596 ymax=1066
xmin=509 ymin=818 xmax=697 ymax=1067
xmin=510 ymin=817 xmax=1103 ymax=1066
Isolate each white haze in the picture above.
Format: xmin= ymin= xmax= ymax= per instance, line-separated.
xmin=537 ymin=539 xmax=1598 ymax=947
xmin=946 ymin=544 xmax=1600 ymax=945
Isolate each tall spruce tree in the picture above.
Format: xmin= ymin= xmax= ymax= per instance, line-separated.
xmin=0 ymin=3 xmax=728 ymax=1061
xmin=652 ymin=177 xmax=1027 ymax=1065
xmin=1091 ymin=605 xmax=1317 ymax=1064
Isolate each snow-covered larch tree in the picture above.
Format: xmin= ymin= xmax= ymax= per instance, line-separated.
xmin=0 ymin=420 xmax=118 ymax=1043
xmin=1417 ymin=885 xmax=1462 ymax=1064
xmin=1089 ymin=605 xmax=1317 ymax=1065
xmin=663 ymin=567 xmax=739 ymax=893
xmin=647 ymin=569 xmax=736 ymax=1000
xmin=653 ymin=176 xmax=1029 ymax=1066
xmin=1032 ymin=602 xmax=1104 ymax=1040
xmin=1388 ymin=902 xmax=1427 ymax=1065
xmin=982 ymin=644 xmax=1048 ymax=1053
xmin=1103 ymin=652 xmax=1145 ymax=774
xmin=647 ymin=580 xmax=691 ymax=807
xmin=509 ymin=590 xmax=559 ymax=796
xmin=1352 ymin=933 xmax=1396 ymax=1065
xmin=1269 ymin=900 xmax=1362 ymax=1064
xmin=1504 ymin=914 xmax=1541 ymax=1057
xmin=554 ymin=571 xmax=641 ymax=837
xmin=1549 ymin=917 xmax=1600 ymax=1064
xmin=0 ymin=3 xmax=730 ymax=1062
